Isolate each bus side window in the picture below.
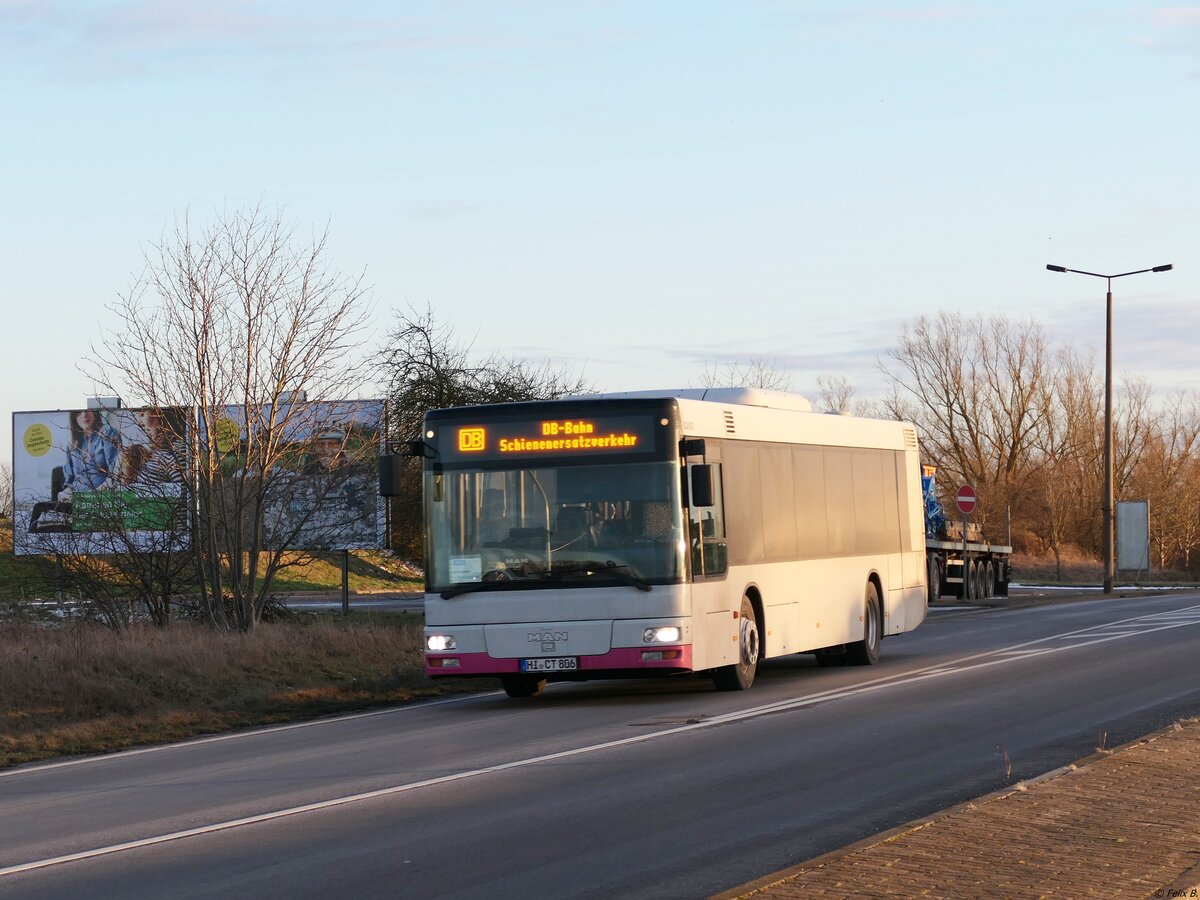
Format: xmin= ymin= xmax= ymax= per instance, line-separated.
xmin=690 ymin=464 xmax=727 ymax=578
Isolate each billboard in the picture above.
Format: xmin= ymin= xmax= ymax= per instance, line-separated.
xmin=207 ymin=399 xmax=385 ymax=551
xmin=1116 ymin=500 xmax=1150 ymax=572
xmin=13 ymin=407 xmax=190 ymax=556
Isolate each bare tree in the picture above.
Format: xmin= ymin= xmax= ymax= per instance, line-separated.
xmin=0 ymin=462 xmax=12 ymax=521
xmin=881 ymin=311 xmax=1053 ymax=534
xmin=381 ymin=304 xmax=590 ymax=559
xmin=885 ymin=313 xmax=1178 ymax=568
xmin=864 ymin=383 xmax=921 ymax=423
xmin=1112 ymin=376 xmax=1153 ymax=502
xmin=698 ymin=355 xmax=793 ymax=391
xmin=1027 ymin=347 xmax=1099 ymax=578
xmin=1169 ymin=456 xmax=1200 ymax=571
xmin=88 ymin=205 xmax=373 ymax=631
xmin=814 ymin=374 xmax=856 ymax=414
xmin=1127 ymin=390 xmax=1200 ymax=569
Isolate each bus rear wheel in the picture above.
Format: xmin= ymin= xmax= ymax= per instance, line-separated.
xmin=500 ymin=675 xmax=546 ymax=698
xmin=846 ymin=581 xmax=882 ymax=666
xmin=713 ymin=595 xmax=760 ymax=691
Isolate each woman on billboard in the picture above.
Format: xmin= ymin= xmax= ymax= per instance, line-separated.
xmin=60 ymin=408 xmax=121 ymax=499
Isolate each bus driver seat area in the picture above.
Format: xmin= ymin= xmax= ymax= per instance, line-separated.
xmin=621 ymin=500 xmax=675 ymax=577
xmin=552 ymin=506 xmax=594 ymax=551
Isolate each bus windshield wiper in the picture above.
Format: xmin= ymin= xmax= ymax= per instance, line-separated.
xmin=440 ymin=579 xmax=521 ymax=600
xmin=545 ymin=561 xmax=652 ymax=592
xmin=442 ymin=562 xmax=650 ymax=597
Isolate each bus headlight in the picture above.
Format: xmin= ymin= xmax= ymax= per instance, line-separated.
xmin=427 ymin=634 xmax=457 ymax=652
xmin=643 ymin=626 xmax=681 ymax=644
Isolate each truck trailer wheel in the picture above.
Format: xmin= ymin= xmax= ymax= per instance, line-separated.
xmin=927 ymin=555 xmax=940 ymax=604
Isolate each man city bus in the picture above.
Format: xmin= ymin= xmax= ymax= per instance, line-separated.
xmin=406 ymin=388 xmax=927 ymax=698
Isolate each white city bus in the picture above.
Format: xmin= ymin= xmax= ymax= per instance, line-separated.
xmin=417 ymin=388 xmax=927 ymax=697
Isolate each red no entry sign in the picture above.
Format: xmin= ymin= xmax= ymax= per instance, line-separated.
xmin=956 ymin=484 xmax=977 ymax=515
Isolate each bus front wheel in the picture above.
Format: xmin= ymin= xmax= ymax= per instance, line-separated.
xmin=713 ymin=595 xmax=760 ymax=691
xmin=500 ymin=675 xmax=546 ymax=698
xmin=846 ymin=581 xmax=882 ymax=666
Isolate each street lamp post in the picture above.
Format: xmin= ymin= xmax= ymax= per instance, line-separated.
xmin=1046 ymin=263 xmax=1173 ymax=594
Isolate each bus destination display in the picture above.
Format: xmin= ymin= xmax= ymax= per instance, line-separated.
xmin=441 ymin=415 xmax=660 ymax=461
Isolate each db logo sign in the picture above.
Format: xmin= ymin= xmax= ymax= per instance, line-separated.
xmin=458 ymin=428 xmax=486 ymax=452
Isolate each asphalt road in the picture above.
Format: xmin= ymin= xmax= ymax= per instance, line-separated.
xmin=3 ymin=593 xmax=1200 ymax=899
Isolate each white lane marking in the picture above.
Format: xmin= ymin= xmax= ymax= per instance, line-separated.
xmin=4 ymin=601 xmax=1200 ymax=877
xmin=0 ymin=692 xmax=496 ymax=781
xmin=1076 ymin=630 xmax=1143 ymax=638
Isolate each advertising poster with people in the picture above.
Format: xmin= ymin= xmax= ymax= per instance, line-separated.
xmin=12 ymin=406 xmax=190 ymax=556
xmin=207 ymin=399 xmax=384 ymax=551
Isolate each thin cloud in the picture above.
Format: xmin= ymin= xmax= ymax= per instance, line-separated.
xmin=1151 ymin=7 xmax=1200 ymax=29
xmin=867 ymin=4 xmax=987 ymax=24
xmin=778 ymin=3 xmax=986 ymax=26
xmin=1135 ymin=5 xmax=1200 ymax=59
xmin=1041 ymin=296 xmax=1200 ymax=392
xmin=0 ymin=1 xmax=650 ymax=85
xmin=90 ymin=2 xmax=293 ymax=47
xmin=0 ymin=1 xmax=547 ymax=82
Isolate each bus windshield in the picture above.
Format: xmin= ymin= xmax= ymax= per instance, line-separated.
xmin=425 ymin=461 xmax=686 ymax=594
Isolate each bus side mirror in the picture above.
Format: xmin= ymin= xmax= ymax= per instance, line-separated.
xmin=379 ymin=455 xmax=404 ymax=497
xmin=691 ymin=464 xmax=714 ymax=508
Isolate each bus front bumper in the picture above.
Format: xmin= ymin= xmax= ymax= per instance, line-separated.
xmin=425 ymin=645 xmax=693 ymax=678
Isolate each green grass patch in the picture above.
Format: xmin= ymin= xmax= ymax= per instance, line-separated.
xmin=0 ymin=522 xmax=424 ymax=610
xmin=266 ymin=551 xmax=423 ymax=593
xmin=0 ymin=525 xmax=60 ymax=601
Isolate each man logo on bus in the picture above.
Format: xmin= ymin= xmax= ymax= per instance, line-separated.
xmin=458 ymin=427 xmax=486 ymax=452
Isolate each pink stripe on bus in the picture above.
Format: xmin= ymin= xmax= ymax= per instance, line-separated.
xmin=425 ymin=645 xmax=693 ymax=677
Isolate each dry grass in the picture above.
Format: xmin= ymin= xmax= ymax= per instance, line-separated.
xmin=1012 ymin=549 xmax=1196 ymax=586
xmin=1012 ymin=550 xmax=1103 ymax=585
xmin=0 ymin=617 xmax=485 ymax=769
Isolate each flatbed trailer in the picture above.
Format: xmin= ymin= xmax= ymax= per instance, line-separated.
xmin=921 ymin=466 xmax=1012 ymax=601
xmin=926 ymin=536 xmax=1013 ymax=601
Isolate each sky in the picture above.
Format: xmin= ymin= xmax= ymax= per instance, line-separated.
xmin=3 ymin=1 xmax=1199 ymax=465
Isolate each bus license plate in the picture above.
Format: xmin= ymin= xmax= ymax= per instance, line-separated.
xmin=521 ymin=657 xmax=578 ymax=673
